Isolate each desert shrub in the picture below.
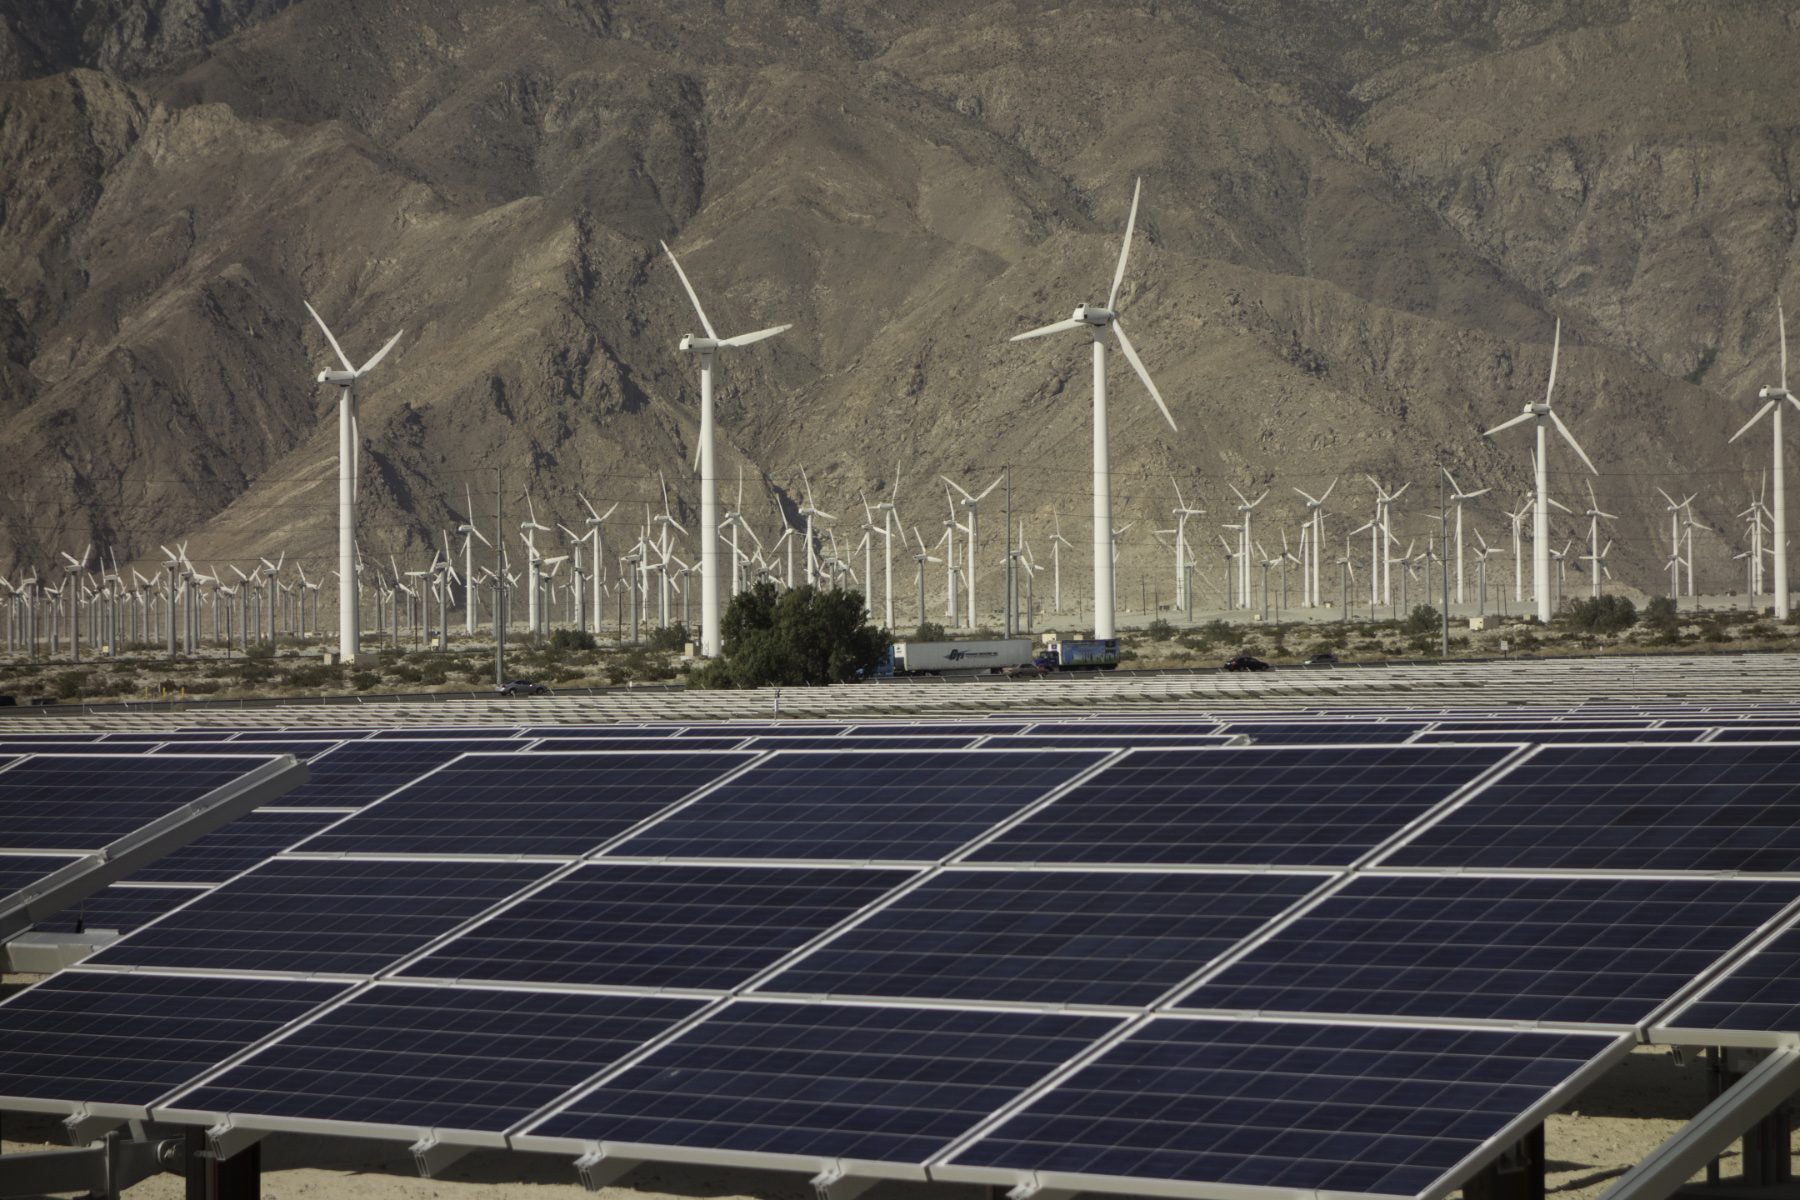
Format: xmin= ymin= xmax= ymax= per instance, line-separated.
xmin=1144 ymin=618 xmax=1176 ymax=640
xmin=912 ymin=621 xmax=946 ymax=642
xmin=648 ymin=623 xmax=690 ymax=653
xmin=1566 ymin=595 xmax=1637 ymax=634
xmin=1643 ymin=596 xmax=1680 ymax=640
xmin=551 ymin=628 xmax=598 ymax=652
xmin=696 ymin=583 xmax=889 ymax=688
xmin=349 ymin=670 xmax=380 ymax=690
xmin=1403 ymin=605 xmax=1441 ymax=636
xmin=287 ymin=663 xmax=342 ymax=689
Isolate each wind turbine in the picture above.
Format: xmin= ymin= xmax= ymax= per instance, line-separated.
xmin=519 ymin=493 xmax=552 ymax=636
xmin=1729 ymin=298 xmax=1798 ymax=617
xmin=1049 ymin=510 xmax=1073 ymax=615
xmin=871 ymin=465 xmax=903 ymax=629
xmin=1442 ymin=470 xmax=1490 ymax=607
xmin=1482 ymin=319 xmax=1597 ymax=621
xmin=1293 ymin=479 xmax=1337 ymax=608
xmin=304 ymin=301 xmax=401 ymax=662
xmin=1579 ymin=480 xmax=1618 ymax=599
xmin=580 ymin=491 xmax=619 ymax=635
xmin=457 ymin=484 xmax=493 ymax=635
xmin=1366 ymin=478 xmax=1409 ymax=608
xmin=798 ymin=468 xmax=834 ymax=587
xmin=1008 ymin=177 xmax=1177 ymax=639
xmin=1227 ymin=487 xmax=1268 ymax=609
xmin=1169 ymin=476 xmax=1205 ymax=612
xmin=660 ymin=240 xmax=791 ymax=658
xmin=944 ymin=474 xmax=1003 ymax=629
xmin=911 ymin=527 xmax=942 ymax=627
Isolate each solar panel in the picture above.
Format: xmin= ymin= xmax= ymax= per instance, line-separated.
xmin=29 ymin=884 xmax=208 ymax=934
xmin=130 ymin=810 xmax=352 ymax=883
xmin=611 ymin=749 xmax=1110 ymax=863
xmin=0 ymin=754 xmax=283 ymax=852
xmin=1655 ymin=915 xmax=1800 ymax=1038
xmin=522 ymin=736 xmax=752 ymax=752
xmin=1708 ymin=726 xmax=1800 ymax=742
xmin=84 ymin=857 xmax=556 ymax=976
xmin=1383 ymin=743 xmax=1800 ymax=872
xmin=164 ymin=985 xmax=704 ymax=1133
xmin=0 ymin=732 xmax=108 ymax=743
xmin=1024 ymin=722 xmax=1223 ymax=735
xmin=149 ymin=739 xmax=342 ymax=760
xmin=1218 ymin=723 xmax=1425 ymax=745
xmin=991 ymin=733 xmax=1241 ymax=749
xmin=102 ymin=732 xmax=248 ymax=743
xmin=0 ymin=971 xmax=349 ymax=1109
xmin=523 ymin=1000 xmax=1123 ymax=1164
xmin=1406 ymin=728 xmax=1707 ymax=745
xmin=365 ymin=729 xmax=528 ymax=740
xmin=526 ymin=726 xmax=681 ymax=739
xmin=300 ymin=751 xmax=759 ymax=857
xmin=969 ymin=746 xmax=1511 ymax=868
xmin=943 ymin=1017 xmax=1626 ymax=1198
xmin=757 ymin=869 xmax=1327 ymax=1007
xmin=273 ymin=739 xmax=527 ymax=808
xmin=743 ymin=735 xmax=986 ymax=750
xmin=401 ymin=862 xmax=915 ymax=990
xmin=1174 ymin=874 xmax=1800 ymax=1025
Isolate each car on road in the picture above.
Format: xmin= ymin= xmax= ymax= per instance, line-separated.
xmin=1304 ymin=652 xmax=1339 ymax=666
xmin=497 ymin=679 xmax=551 ymax=696
xmin=1222 ymin=654 xmax=1271 ymax=672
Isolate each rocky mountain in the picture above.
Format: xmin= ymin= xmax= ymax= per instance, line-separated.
xmin=2 ymin=0 xmax=1795 ymax=616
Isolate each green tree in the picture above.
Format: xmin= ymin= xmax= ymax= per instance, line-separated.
xmin=1566 ymin=595 xmax=1638 ymax=634
xmin=1403 ymin=605 xmax=1440 ymax=636
xmin=1643 ymin=596 xmax=1680 ymax=640
xmin=695 ymin=582 xmax=891 ymax=688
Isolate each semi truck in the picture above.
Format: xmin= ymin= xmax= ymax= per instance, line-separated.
xmin=882 ymin=639 xmax=1035 ymax=676
xmin=1035 ymin=637 xmax=1121 ymax=671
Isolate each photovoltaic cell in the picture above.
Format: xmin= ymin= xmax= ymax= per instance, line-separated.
xmin=0 ymin=971 xmax=349 ymax=1108
xmin=1385 ymin=743 xmax=1800 ymax=872
xmin=613 ymin=749 xmax=1110 ymax=862
xmin=85 ymin=857 xmax=555 ymax=976
xmin=1023 ymin=723 xmax=1223 ymax=736
xmin=527 ymin=726 xmax=681 ymax=739
xmin=130 ymin=810 xmax=352 ymax=883
xmin=0 ymin=852 xmax=83 ymax=895
xmin=367 ymin=729 xmax=528 ymax=741
xmin=402 ymin=862 xmax=915 ymax=990
xmin=273 ymin=740 xmax=527 ymax=808
xmin=970 ymin=746 xmax=1511 ymax=867
xmin=523 ymin=737 xmax=752 ymax=752
xmin=1217 ymin=723 xmax=1426 ymax=745
xmin=1659 ymin=916 xmax=1800 ymax=1035
xmin=991 ymin=733 xmax=1241 ymax=749
xmin=743 ymin=735 xmax=985 ymax=750
xmin=30 ymin=885 xmax=208 ymax=934
xmin=758 ymin=870 xmax=1326 ymax=1007
xmin=168 ymin=986 xmax=704 ymax=1132
xmin=0 ymin=754 xmax=282 ymax=852
xmin=302 ymin=751 xmax=757 ymax=857
xmin=1708 ymin=727 xmax=1800 ymax=742
xmin=527 ymin=1000 xmax=1122 ymax=1164
xmin=949 ymin=1018 xmax=1621 ymax=1197
xmin=1176 ymin=874 xmax=1800 ymax=1025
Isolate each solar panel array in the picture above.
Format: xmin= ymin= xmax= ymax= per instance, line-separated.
xmin=8 ymin=707 xmax=1800 ymax=1200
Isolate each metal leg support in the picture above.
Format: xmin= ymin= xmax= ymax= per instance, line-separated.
xmin=1466 ymin=1125 xmax=1545 ymax=1200
xmin=186 ymin=1126 xmax=261 ymax=1200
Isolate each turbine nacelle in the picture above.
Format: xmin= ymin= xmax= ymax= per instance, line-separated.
xmin=679 ymin=334 xmax=720 ymax=354
xmin=1072 ymin=304 xmax=1116 ymax=326
xmin=317 ymin=370 xmax=358 ymax=386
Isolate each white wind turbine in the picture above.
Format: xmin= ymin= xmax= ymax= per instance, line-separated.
xmin=304 ymin=302 xmax=401 ymax=662
xmin=1482 ymin=319 xmax=1597 ymax=621
xmin=1009 ymin=177 xmax=1177 ymax=639
xmin=1365 ymin=478 xmax=1409 ymax=608
xmin=871 ymin=465 xmax=903 ymax=629
xmin=944 ymin=474 xmax=1003 ymax=628
xmin=1049 ymin=510 xmax=1073 ymax=615
xmin=1293 ymin=478 xmax=1337 ymax=608
xmin=456 ymin=483 xmax=492 ymax=635
xmin=911 ymin=527 xmax=942 ymax=626
xmin=1729 ymin=298 xmax=1798 ymax=618
xmin=519 ymin=493 xmax=552 ymax=635
xmin=661 ymin=240 xmax=791 ymax=657
xmin=1579 ymin=480 xmax=1618 ymax=599
xmin=580 ymin=491 xmax=619 ymax=634
xmin=1442 ymin=470 xmax=1490 ymax=607
xmin=1169 ymin=476 xmax=1205 ymax=612
xmin=797 ymin=468 xmax=834 ymax=587
xmin=1506 ymin=498 xmax=1533 ymax=605
xmin=1227 ymin=486 xmax=1268 ymax=608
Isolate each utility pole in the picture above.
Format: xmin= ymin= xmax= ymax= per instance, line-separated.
xmin=493 ymin=467 xmax=506 ymax=687
xmin=1004 ymin=466 xmax=1014 ymax=638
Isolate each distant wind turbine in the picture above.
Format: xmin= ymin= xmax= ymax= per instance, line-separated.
xmin=1730 ymin=298 xmax=1797 ymax=618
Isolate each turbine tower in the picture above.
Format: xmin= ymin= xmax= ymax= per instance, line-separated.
xmin=1443 ymin=470 xmax=1491 ymax=607
xmin=661 ymin=241 xmax=791 ymax=658
xmin=1730 ymin=298 xmax=1797 ymax=618
xmin=1482 ymin=319 xmax=1597 ymax=621
xmin=1008 ymin=177 xmax=1177 ymax=639
xmin=304 ymin=302 xmax=402 ymax=663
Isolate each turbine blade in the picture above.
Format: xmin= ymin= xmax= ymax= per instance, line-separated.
xmin=304 ymin=301 xmax=356 ymax=374
xmin=1731 ymin=400 xmax=1777 ymax=443
xmin=357 ymin=329 xmax=404 ymax=375
xmin=1009 ymin=316 xmax=1087 ymax=342
xmin=941 ymin=475 xmax=976 ymax=502
xmin=720 ymin=324 xmax=791 ymax=348
xmin=1112 ymin=321 xmax=1176 ymax=430
xmin=661 ymin=241 xmax=717 ymax=340
xmin=1783 ymin=295 xmax=1789 ymax=393
xmin=1546 ymin=317 xmax=1561 ymax=403
xmin=1483 ymin=411 xmax=1535 ymax=437
xmin=1108 ymin=176 xmax=1142 ymax=312
xmin=1550 ymin=409 xmax=1598 ymax=474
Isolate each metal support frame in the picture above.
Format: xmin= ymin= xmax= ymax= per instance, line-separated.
xmin=1464 ymin=1125 xmax=1544 ymax=1200
xmin=574 ymin=1149 xmax=640 ymax=1192
xmin=188 ymin=1125 xmax=260 ymax=1200
xmin=205 ymin=1121 xmax=267 ymax=1163
xmin=812 ymin=1165 xmax=881 ymax=1200
xmin=1006 ymin=1181 xmax=1081 ymax=1200
xmin=411 ymin=1134 xmax=473 ymax=1179
xmin=0 ymin=1130 xmax=177 ymax=1200
xmin=1598 ymin=1046 xmax=1800 ymax=1200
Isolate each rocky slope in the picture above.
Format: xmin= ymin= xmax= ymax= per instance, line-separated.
xmin=1 ymin=0 xmax=1794 ymax=615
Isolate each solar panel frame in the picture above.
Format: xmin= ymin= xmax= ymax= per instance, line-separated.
xmin=0 ymin=753 xmax=286 ymax=854
xmin=269 ymin=738 xmax=532 ymax=808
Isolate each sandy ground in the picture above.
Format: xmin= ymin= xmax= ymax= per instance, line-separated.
xmin=1 ymin=966 xmax=1779 ymax=1200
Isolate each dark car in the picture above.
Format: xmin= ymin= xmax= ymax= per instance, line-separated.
xmin=1222 ymin=654 xmax=1271 ymax=673
xmin=497 ymin=679 xmax=551 ymax=696
xmin=1304 ymin=652 xmax=1339 ymax=666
